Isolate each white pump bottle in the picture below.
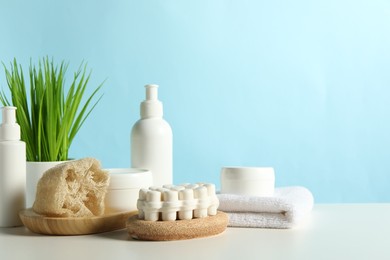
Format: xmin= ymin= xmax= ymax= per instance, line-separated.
xmin=131 ymin=84 xmax=173 ymax=187
xmin=0 ymin=106 xmax=26 ymax=227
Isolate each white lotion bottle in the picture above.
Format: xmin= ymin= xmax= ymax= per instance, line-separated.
xmin=131 ymin=84 xmax=173 ymax=186
xmin=0 ymin=106 xmax=26 ymax=227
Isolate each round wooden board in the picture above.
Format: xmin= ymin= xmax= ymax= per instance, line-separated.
xmin=126 ymin=211 xmax=228 ymax=241
xmin=19 ymin=208 xmax=138 ymax=235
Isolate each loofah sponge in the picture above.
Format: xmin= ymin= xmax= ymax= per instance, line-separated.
xmin=32 ymin=158 xmax=109 ymax=217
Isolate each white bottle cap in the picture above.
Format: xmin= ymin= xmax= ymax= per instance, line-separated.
xmin=0 ymin=106 xmax=21 ymax=141
xmin=140 ymin=84 xmax=163 ymax=118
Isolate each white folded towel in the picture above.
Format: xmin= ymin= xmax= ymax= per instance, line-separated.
xmin=217 ymin=186 xmax=314 ymax=229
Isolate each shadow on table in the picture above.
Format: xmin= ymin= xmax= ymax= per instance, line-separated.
xmin=0 ymin=226 xmax=43 ymax=237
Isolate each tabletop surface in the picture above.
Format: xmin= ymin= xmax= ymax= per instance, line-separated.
xmin=1 ymin=204 xmax=389 ymax=260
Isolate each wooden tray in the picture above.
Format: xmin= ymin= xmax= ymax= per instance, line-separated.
xmin=19 ymin=208 xmax=137 ymax=235
xmin=127 ymin=211 xmax=228 ymax=241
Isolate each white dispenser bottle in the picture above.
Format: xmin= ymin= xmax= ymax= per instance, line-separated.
xmin=131 ymin=84 xmax=173 ymax=186
xmin=0 ymin=106 xmax=26 ymax=227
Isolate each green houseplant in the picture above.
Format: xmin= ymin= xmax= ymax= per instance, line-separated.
xmin=0 ymin=57 xmax=103 ymax=162
xmin=0 ymin=57 xmax=103 ymax=207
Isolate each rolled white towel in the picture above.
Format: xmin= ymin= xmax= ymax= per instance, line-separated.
xmin=217 ymin=186 xmax=314 ymax=228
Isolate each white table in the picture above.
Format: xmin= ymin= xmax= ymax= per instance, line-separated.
xmin=1 ymin=204 xmax=389 ymax=260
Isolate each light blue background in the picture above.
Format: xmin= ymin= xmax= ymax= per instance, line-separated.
xmin=1 ymin=0 xmax=389 ymax=202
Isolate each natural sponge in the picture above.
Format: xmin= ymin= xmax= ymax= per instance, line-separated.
xmin=32 ymin=158 xmax=109 ymax=217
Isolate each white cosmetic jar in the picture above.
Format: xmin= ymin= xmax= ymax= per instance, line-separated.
xmin=104 ymin=168 xmax=153 ymax=212
xmin=220 ymin=167 xmax=275 ymax=197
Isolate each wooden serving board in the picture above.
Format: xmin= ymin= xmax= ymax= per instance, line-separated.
xmin=19 ymin=208 xmax=137 ymax=235
xmin=127 ymin=211 xmax=228 ymax=241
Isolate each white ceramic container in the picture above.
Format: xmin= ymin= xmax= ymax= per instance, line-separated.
xmin=105 ymin=168 xmax=153 ymax=212
xmin=26 ymin=161 xmax=65 ymax=208
xmin=220 ymin=167 xmax=275 ymax=197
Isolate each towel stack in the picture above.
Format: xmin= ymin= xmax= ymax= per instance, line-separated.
xmin=217 ymin=186 xmax=314 ymax=229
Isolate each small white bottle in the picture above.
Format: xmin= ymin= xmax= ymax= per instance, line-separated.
xmin=0 ymin=106 xmax=26 ymax=227
xmin=131 ymin=84 xmax=173 ymax=187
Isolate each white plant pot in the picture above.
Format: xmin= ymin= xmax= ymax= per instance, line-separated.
xmin=26 ymin=161 xmax=65 ymax=208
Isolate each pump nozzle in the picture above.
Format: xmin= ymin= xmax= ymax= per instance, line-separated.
xmin=145 ymin=84 xmax=159 ymax=101
xmin=140 ymin=84 xmax=163 ymax=118
xmin=0 ymin=106 xmax=21 ymax=141
xmin=2 ymin=106 xmax=17 ymax=124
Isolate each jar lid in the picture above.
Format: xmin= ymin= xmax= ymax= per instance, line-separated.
xmin=105 ymin=168 xmax=153 ymax=190
xmin=221 ymin=167 xmax=275 ymax=181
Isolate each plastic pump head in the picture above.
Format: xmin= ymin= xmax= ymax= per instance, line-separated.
xmin=0 ymin=106 xmax=21 ymax=141
xmin=140 ymin=84 xmax=163 ymax=118
xmin=146 ymin=84 xmax=158 ymax=101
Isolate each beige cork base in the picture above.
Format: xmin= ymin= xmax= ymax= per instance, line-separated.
xmin=19 ymin=208 xmax=138 ymax=235
xmin=126 ymin=211 xmax=228 ymax=241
